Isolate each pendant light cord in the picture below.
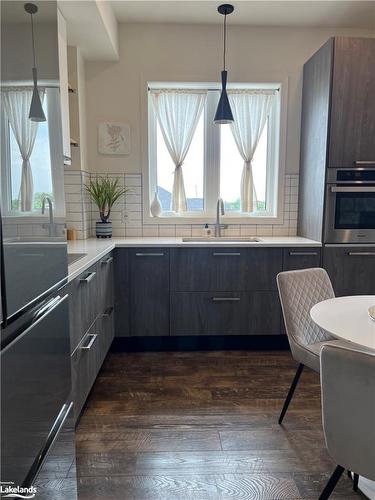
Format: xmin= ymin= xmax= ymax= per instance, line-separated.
xmin=30 ymin=13 xmax=36 ymax=67
xmin=223 ymin=13 xmax=227 ymax=71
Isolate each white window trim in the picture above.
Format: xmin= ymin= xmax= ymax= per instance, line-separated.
xmin=1 ymin=87 xmax=65 ymax=218
xmin=143 ymin=78 xmax=288 ymax=225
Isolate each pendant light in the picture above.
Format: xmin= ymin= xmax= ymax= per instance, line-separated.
xmin=214 ymin=4 xmax=234 ymax=125
xmin=25 ymin=2 xmax=46 ymax=122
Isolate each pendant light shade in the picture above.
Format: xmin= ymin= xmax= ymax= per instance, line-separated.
xmin=214 ymin=4 xmax=234 ymax=125
xmin=214 ymin=70 xmax=234 ymax=124
xmin=29 ymin=67 xmax=45 ymax=122
xmin=25 ymin=3 xmax=46 ymax=122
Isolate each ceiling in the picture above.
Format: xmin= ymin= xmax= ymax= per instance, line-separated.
xmin=1 ymin=1 xmax=57 ymax=22
xmin=110 ymin=0 xmax=375 ymax=30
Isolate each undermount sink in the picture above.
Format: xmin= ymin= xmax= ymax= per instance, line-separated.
xmin=67 ymin=253 xmax=87 ymax=264
xmin=182 ymin=237 xmax=262 ymax=243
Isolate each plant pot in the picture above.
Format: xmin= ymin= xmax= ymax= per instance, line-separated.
xmin=96 ymin=221 xmax=112 ymax=239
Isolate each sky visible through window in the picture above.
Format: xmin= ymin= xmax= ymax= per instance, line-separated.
xmin=9 ymin=101 xmax=53 ymax=210
xmin=156 ymin=111 xmax=268 ymax=212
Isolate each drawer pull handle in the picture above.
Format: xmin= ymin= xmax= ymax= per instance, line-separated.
xmin=348 ymin=252 xmax=375 ymax=256
xmin=80 ymin=334 xmax=98 ymax=350
xmin=289 ymin=252 xmax=318 ymax=256
xmin=101 ymin=256 xmax=113 ymax=265
xmin=354 ymin=161 xmax=375 ymax=166
xmin=135 ymin=253 xmax=164 ymax=257
xmin=212 ymin=252 xmax=241 ymax=256
xmin=102 ymin=306 xmax=114 ymax=317
xmin=80 ymin=271 xmax=96 ymax=283
xmin=212 ymin=297 xmax=241 ymax=302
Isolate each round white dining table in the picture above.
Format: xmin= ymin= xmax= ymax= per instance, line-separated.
xmin=310 ymin=295 xmax=375 ymax=351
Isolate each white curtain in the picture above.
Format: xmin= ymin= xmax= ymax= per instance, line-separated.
xmin=2 ymin=88 xmax=45 ymax=211
xmin=151 ymin=90 xmax=206 ymax=212
xmin=229 ymin=91 xmax=275 ymax=213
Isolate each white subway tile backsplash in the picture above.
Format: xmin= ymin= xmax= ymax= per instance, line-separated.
xmin=240 ymin=225 xmax=257 ymax=236
xmin=125 ymin=227 xmax=143 ymax=237
xmin=158 ymin=225 xmax=176 ymax=237
xmin=142 ymin=225 xmax=159 ymax=237
xmin=64 ymin=172 xmax=299 ymax=240
xmin=176 ymin=225 xmax=192 ymax=237
xmin=256 ymin=226 xmax=273 ymax=236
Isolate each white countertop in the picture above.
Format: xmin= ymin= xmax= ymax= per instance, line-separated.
xmin=67 ymin=236 xmax=321 ymax=282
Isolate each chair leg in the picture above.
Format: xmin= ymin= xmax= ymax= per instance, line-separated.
xmin=353 ymin=473 xmax=359 ymax=492
xmin=319 ymin=465 xmax=345 ymax=500
xmin=278 ymin=363 xmax=304 ymax=424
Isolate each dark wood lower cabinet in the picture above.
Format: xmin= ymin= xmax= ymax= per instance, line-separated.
xmin=323 ymin=246 xmax=375 ymax=296
xmin=129 ymin=249 xmax=170 ymax=337
xmin=68 ymin=257 xmax=115 ymax=423
xmin=171 ymin=292 xmax=281 ymax=336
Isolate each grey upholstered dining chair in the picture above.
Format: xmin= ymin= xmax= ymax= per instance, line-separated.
xmin=319 ymin=344 xmax=375 ymax=499
xmin=276 ymin=268 xmax=344 ymax=424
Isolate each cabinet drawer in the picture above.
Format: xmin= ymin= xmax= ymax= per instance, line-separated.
xmin=71 ymin=320 xmax=101 ymax=421
xmin=323 ymin=246 xmax=375 ymax=296
xmin=171 ymin=248 xmax=282 ymax=291
xmin=171 ymin=291 xmax=281 ymax=336
xmin=69 ymin=263 xmax=98 ymax=351
xmin=282 ymin=247 xmax=321 ymax=271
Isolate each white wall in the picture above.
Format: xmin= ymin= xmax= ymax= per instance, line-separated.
xmin=85 ymin=23 xmax=373 ymax=175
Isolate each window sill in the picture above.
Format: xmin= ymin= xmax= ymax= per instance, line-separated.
xmin=143 ymin=213 xmax=285 ymax=225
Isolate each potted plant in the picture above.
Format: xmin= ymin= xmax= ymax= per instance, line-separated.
xmin=85 ymin=176 xmax=130 ymax=238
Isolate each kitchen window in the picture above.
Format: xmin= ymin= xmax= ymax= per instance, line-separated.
xmin=1 ymin=87 xmax=64 ymax=216
xmin=147 ymin=83 xmax=282 ymax=223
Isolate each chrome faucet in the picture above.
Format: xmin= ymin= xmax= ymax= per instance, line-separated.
xmin=41 ymin=196 xmax=56 ymax=237
xmin=215 ymin=198 xmax=225 ymax=237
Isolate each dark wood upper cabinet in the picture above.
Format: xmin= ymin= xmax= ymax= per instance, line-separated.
xmin=329 ymin=37 xmax=375 ymax=168
xmin=298 ymin=38 xmax=333 ymax=242
xmin=298 ymin=36 xmax=375 ymax=241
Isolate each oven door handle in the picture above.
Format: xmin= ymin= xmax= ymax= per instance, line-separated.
xmin=330 ymin=186 xmax=375 ymax=193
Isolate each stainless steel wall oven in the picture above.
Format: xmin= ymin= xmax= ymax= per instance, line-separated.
xmin=325 ymin=166 xmax=375 ymax=244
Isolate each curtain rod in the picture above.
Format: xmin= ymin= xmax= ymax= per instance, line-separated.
xmin=148 ymin=87 xmax=280 ymax=92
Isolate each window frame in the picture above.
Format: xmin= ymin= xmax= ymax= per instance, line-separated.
xmin=1 ymin=87 xmax=65 ymax=217
xmin=144 ymin=80 xmax=287 ymax=225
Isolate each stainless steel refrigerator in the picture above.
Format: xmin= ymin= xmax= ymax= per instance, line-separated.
xmin=1 ymin=2 xmax=77 ymax=498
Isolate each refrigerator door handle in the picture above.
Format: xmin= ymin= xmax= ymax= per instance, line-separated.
xmin=34 ymin=295 xmax=65 ymax=321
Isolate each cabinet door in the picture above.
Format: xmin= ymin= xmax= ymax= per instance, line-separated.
xmin=323 ymin=247 xmax=375 ymax=296
xmin=114 ymin=249 xmax=130 ymax=337
xmin=329 ymin=37 xmax=375 ymax=167
xmin=282 ymin=248 xmax=321 ymax=271
xmin=97 ymin=251 xmax=114 ymax=314
xmin=171 ymin=248 xmax=282 ymax=291
xmin=171 ymin=291 xmax=280 ymax=336
xmin=99 ymin=307 xmax=114 ymax=367
xmin=57 ymin=9 xmax=71 ymax=164
xmin=130 ymin=249 xmax=170 ymax=336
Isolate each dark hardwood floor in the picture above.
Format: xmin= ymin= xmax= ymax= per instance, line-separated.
xmin=75 ymin=351 xmax=361 ymax=499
